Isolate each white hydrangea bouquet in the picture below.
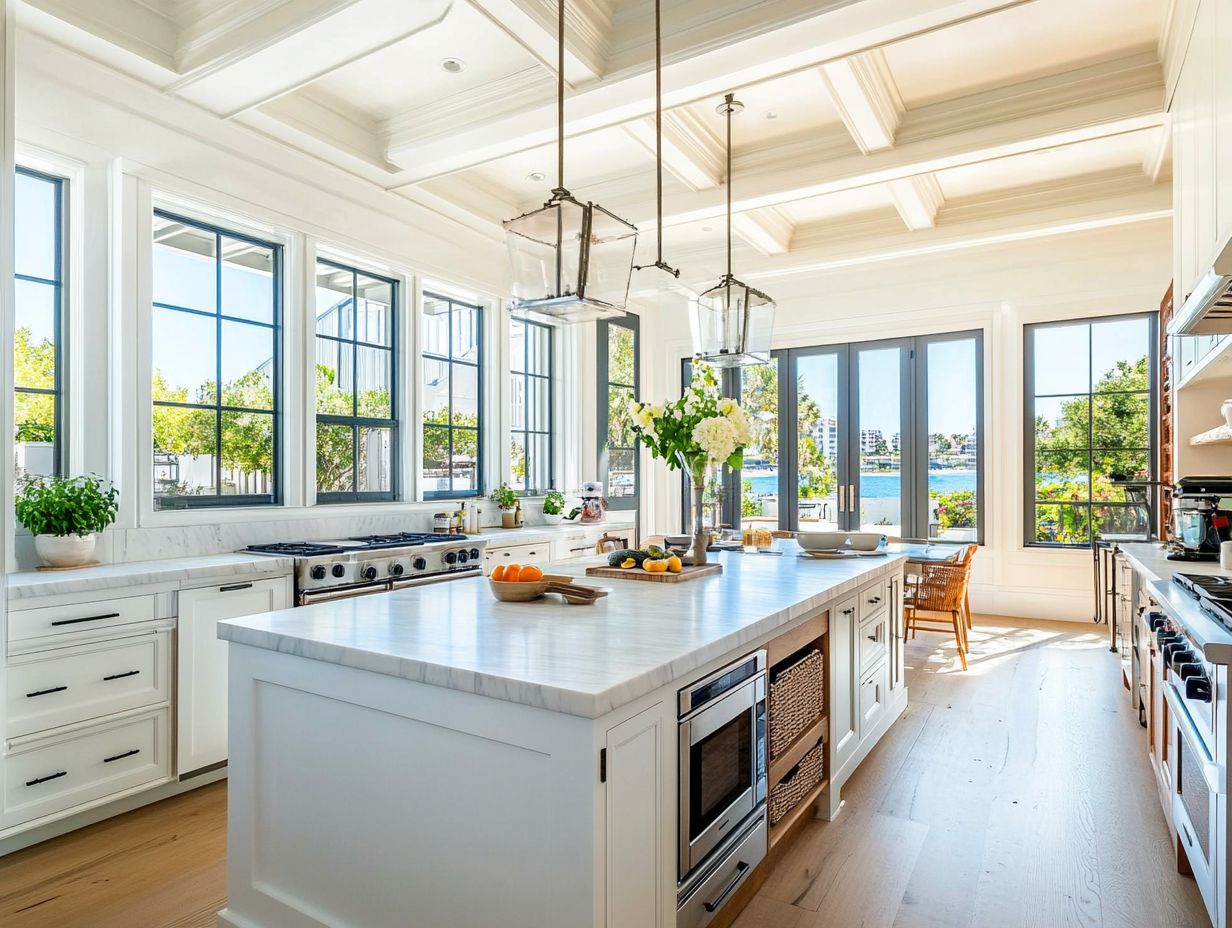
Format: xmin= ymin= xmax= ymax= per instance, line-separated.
xmin=628 ymin=365 xmax=753 ymax=564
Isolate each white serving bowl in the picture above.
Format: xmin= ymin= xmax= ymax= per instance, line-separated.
xmin=796 ymin=531 xmax=850 ymax=552
xmin=848 ymin=532 xmax=887 ymax=551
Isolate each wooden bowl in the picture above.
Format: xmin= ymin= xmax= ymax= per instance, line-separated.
xmin=488 ymin=574 xmax=572 ymax=603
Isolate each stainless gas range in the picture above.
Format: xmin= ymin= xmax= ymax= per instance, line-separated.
xmin=246 ymin=533 xmax=486 ymax=605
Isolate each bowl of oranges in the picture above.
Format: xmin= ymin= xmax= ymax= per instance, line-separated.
xmin=489 ymin=563 xmax=568 ymax=602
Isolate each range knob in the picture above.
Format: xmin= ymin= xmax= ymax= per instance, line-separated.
xmin=470 ymin=548 xmax=481 ymax=560
xmin=457 ymin=551 xmax=469 ymax=564
xmin=389 ymin=563 xmax=405 ymax=577
xmin=1147 ymin=613 xmax=1168 ymax=632
xmin=1177 ymin=661 xmax=1205 ymax=681
xmin=1170 ymin=648 xmax=1196 ymax=671
xmin=413 ymin=557 xmax=427 ymax=571
xmin=331 ymin=563 xmax=346 ymax=578
xmin=1187 ymin=676 xmax=1213 ymax=702
xmin=1163 ymin=641 xmax=1189 ymax=663
xmin=361 ymin=565 xmax=378 ymax=581
xmin=445 ymin=551 xmax=458 ymax=565
xmin=310 ymin=565 xmax=327 ymax=581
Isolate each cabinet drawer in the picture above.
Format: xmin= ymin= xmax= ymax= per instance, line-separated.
xmin=482 ymin=543 xmax=550 ymax=575
xmin=9 ymin=595 xmax=157 ymax=645
xmin=858 ymin=659 xmax=889 ymax=741
xmin=4 ymin=709 xmax=170 ymax=829
xmin=859 ymin=611 xmax=889 ymax=675
xmin=7 ymin=632 xmax=171 ymax=738
xmin=857 ymin=579 xmax=889 ymax=624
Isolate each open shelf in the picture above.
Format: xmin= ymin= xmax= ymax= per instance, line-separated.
xmin=768 ymin=777 xmax=828 ymax=848
xmin=768 ymin=715 xmax=827 ymax=788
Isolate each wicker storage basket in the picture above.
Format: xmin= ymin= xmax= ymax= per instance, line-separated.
xmin=768 ymin=741 xmax=825 ymax=825
xmin=768 ymin=649 xmax=823 ymax=759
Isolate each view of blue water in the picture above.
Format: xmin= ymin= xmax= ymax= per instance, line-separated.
xmin=744 ymin=471 xmax=977 ymax=498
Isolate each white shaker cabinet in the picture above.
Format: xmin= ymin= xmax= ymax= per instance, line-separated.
xmin=176 ymin=577 xmax=290 ymax=775
xmin=604 ymin=704 xmax=665 ymax=928
xmin=829 ymin=594 xmax=860 ymax=772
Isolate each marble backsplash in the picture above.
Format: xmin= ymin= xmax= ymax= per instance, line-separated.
xmin=12 ymin=504 xmax=554 ymax=570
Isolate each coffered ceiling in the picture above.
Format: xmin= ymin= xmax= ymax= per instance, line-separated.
xmin=18 ymin=0 xmax=1172 ymax=288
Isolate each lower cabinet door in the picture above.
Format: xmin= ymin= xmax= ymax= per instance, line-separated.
xmin=858 ymin=658 xmax=890 ymax=741
xmin=830 ymin=596 xmax=859 ymax=771
xmin=606 ymin=704 xmax=664 ymax=928
xmin=3 ymin=708 xmax=171 ymax=829
xmin=176 ymin=577 xmax=291 ymax=775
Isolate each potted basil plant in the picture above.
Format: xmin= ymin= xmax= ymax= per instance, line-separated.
xmin=490 ymin=482 xmax=518 ymax=529
xmin=16 ymin=475 xmax=119 ymax=568
xmin=542 ymin=490 xmax=566 ymax=525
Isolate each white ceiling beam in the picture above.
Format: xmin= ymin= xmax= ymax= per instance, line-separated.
xmin=732 ymin=207 xmax=795 ymax=256
xmin=466 ymin=0 xmax=610 ymax=83
xmin=887 ymin=173 xmax=944 ymax=230
xmin=21 ymin=0 xmax=177 ymax=68
xmin=622 ymin=109 xmax=724 ymax=191
xmin=817 ymin=48 xmax=903 ymax=153
xmin=1142 ymin=119 xmax=1171 ymax=183
xmin=671 ymin=171 xmax=1170 ymax=286
xmin=165 ymin=0 xmax=451 ymax=118
xmin=385 ymin=0 xmax=1035 ymax=182
xmin=583 ymin=53 xmax=1165 ymax=230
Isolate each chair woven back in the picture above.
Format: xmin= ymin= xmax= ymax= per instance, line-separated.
xmin=912 ymin=546 xmax=976 ymax=613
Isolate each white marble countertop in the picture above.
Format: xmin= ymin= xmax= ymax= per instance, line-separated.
xmin=218 ymin=547 xmax=906 ymax=719
xmin=6 ymin=552 xmax=294 ymax=602
xmin=1118 ymin=541 xmax=1232 ymax=584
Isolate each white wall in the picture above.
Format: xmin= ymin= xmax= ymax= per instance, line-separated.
xmin=643 ymin=218 xmax=1173 ymax=622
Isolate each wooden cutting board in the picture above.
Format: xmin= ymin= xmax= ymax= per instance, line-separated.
xmin=585 ymin=562 xmax=723 ymax=583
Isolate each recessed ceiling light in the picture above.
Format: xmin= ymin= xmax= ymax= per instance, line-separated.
xmin=527 ymin=171 xmax=546 ymax=182
xmin=701 ymin=226 xmax=713 ymax=232
xmin=440 ymin=58 xmax=466 ymax=74
xmin=765 ymin=111 xmax=778 ymax=120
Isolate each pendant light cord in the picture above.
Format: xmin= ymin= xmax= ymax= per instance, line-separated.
xmin=633 ymin=0 xmax=680 ymax=277
xmin=556 ymin=0 xmax=565 ymax=194
xmin=725 ymin=92 xmax=733 ymax=281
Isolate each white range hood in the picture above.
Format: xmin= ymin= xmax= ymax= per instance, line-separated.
xmin=1170 ymin=237 xmax=1232 ymax=336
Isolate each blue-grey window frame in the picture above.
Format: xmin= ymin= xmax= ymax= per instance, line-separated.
xmin=510 ymin=317 xmax=555 ymax=495
xmin=151 ymin=209 xmax=283 ymax=510
xmin=422 ymin=292 xmax=485 ymax=501
xmin=597 ymin=314 xmax=640 ymax=512
xmin=314 ymin=257 xmax=399 ymax=504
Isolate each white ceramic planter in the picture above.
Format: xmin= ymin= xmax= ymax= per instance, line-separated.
xmin=35 ymin=533 xmax=97 ymax=568
xmin=543 ymin=512 xmax=563 ymax=525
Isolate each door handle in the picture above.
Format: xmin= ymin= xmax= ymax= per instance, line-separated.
xmin=838 ymin=485 xmax=845 ymax=512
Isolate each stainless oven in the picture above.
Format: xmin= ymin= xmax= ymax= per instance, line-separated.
xmin=678 ymin=650 xmax=767 ymax=885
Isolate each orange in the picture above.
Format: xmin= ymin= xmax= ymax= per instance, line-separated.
xmin=517 ymin=564 xmax=544 ymax=583
xmin=501 ymin=563 xmax=522 ymax=581
xmin=490 ymin=564 xmax=508 ymax=581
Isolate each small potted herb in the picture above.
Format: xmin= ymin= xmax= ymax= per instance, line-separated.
xmin=490 ymin=482 xmax=518 ymax=528
xmin=16 ymin=475 xmax=119 ymax=568
xmin=542 ymin=490 xmax=567 ymax=525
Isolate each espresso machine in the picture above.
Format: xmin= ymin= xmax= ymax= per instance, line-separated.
xmin=1167 ymin=476 xmax=1232 ymax=561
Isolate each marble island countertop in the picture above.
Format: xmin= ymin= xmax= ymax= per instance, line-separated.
xmin=218 ymin=548 xmax=906 ymax=719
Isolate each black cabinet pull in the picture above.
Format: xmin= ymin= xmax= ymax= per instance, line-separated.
xmin=842 ymin=608 xmax=855 ymax=616
xmin=703 ymin=860 xmax=751 ymax=913
xmin=26 ymin=771 xmax=67 ymax=787
xmin=51 ymin=611 xmax=120 ymax=627
xmin=103 ymin=670 xmax=140 ymax=682
xmin=869 ymin=596 xmax=882 ymax=604
xmin=26 ymin=685 xmax=68 ymax=698
xmin=103 ymin=748 xmax=140 ymax=764
xmin=220 ymin=582 xmax=253 ymax=593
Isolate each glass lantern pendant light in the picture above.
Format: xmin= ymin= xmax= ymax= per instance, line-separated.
xmin=694 ymin=93 xmax=776 ymax=367
xmin=503 ymin=0 xmax=638 ymax=323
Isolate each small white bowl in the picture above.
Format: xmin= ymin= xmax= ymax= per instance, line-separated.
xmin=848 ymin=533 xmax=886 ymax=552
xmin=796 ymin=531 xmax=849 ymax=552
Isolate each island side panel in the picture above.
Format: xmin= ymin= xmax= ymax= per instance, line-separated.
xmin=219 ymin=644 xmax=601 ymax=928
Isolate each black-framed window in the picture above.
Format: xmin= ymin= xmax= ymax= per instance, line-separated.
xmin=1024 ymin=314 xmax=1156 ymax=547
xmin=422 ymin=293 xmax=482 ymax=499
xmin=151 ymin=211 xmax=281 ymax=509
xmin=510 ymin=318 xmax=553 ymax=495
xmin=598 ymin=315 xmax=639 ymax=511
xmin=14 ymin=167 xmax=66 ymax=486
xmin=314 ymin=259 xmax=398 ymax=503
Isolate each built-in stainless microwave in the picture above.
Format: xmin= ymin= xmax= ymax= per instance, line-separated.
xmin=677 ymin=650 xmax=767 ymax=883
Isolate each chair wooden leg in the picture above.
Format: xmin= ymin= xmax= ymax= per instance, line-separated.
xmin=964 ymin=591 xmax=972 ymax=629
xmin=952 ymin=611 xmax=968 ymax=671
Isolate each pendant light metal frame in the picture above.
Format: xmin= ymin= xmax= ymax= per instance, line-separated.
xmin=693 ymin=92 xmax=776 ymax=368
xmin=503 ymin=0 xmax=638 ymax=323
xmin=633 ymin=0 xmax=680 ymax=281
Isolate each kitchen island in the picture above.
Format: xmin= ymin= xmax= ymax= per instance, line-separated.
xmin=216 ymin=549 xmax=908 ymax=928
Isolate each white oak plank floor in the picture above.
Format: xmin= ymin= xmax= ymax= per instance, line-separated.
xmin=740 ymin=616 xmax=1213 ymax=928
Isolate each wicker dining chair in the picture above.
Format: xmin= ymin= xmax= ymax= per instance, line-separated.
xmin=903 ymin=546 xmax=976 ymax=671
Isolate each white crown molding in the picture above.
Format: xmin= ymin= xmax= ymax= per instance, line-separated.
xmin=22 ymin=0 xmax=177 ymax=68
xmin=887 ymin=173 xmax=943 ymax=230
xmin=250 ymin=88 xmax=391 ymax=171
xmin=731 ymin=207 xmax=794 ymax=256
xmin=1157 ymin=0 xmax=1199 ymax=105
xmin=506 ymin=0 xmax=614 ymax=79
xmin=818 ymin=47 xmax=903 ymax=154
xmin=622 ymin=108 xmax=723 ymax=192
xmin=381 ymin=67 xmax=556 ymax=150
